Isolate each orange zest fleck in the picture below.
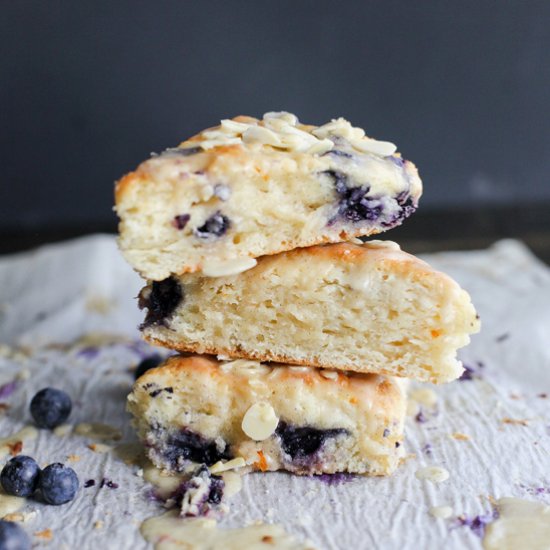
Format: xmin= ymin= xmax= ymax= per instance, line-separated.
xmin=254 ymin=450 xmax=268 ymax=472
xmin=8 ymin=440 xmax=22 ymax=456
xmin=349 ymin=397 xmax=358 ymax=405
xmin=431 ymin=329 xmax=442 ymax=338
xmin=34 ymin=529 xmax=53 ymax=540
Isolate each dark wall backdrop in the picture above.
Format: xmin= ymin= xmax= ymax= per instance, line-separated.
xmin=2 ymin=1 xmax=549 ymax=230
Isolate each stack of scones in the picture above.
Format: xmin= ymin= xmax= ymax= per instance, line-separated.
xmin=115 ymin=112 xmax=479 ymax=488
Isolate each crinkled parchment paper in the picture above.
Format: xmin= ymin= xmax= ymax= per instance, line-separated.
xmin=0 ymin=235 xmax=548 ymax=549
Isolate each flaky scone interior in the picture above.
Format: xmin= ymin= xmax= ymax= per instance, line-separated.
xmin=139 ymin=241 xmax=480 ymax=384
xmin=115 ymin=112 xmax=421 ymax=280
xmin=127 ymin=355 xmax=408 ymax=476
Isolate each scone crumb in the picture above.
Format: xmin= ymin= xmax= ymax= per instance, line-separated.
xmin=502 ymin=417 xmax=529 ymax=426
xmin=94 ymin=520 xmax=104 ymax=530
xmin=8 ymin=441 xmax=22 ymax=456
xmin=88 ymin=443 xmax=113 ymax=453
xmin=67 ymin=454 xmax=81 ymax=462
xmin=450 ymin=432 xmax=470 ymax=441
xmin=320 ymin=370 xmax=339 ymax=380
xmin=415 ymin=466 xmax=450 ymax=483
xmin=53 ymin=424 xmax=73 ymax=437
xmin=209 ymin=457 xmax=246 ymax=474
xmin=34 ymin=528 xmax=53 ymax=540
xmin=429 ymin=505 xmax=453 ymax=519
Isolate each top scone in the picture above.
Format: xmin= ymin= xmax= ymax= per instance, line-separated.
xmin=115 ymin=112 xmax=422 ymax=280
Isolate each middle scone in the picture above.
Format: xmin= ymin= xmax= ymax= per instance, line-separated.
xmin=127 ymin=355 xmax=408 ymax=476
xmin=139 ymin=241 xmax=480 ymax=384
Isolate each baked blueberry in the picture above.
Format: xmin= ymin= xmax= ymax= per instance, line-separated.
xmin=139 ymin=277 xmax=183 ymax=327
xmin=173 ymin=214 xmax=190 ymax=230
xmin=37 ymin=463 xmax=79 ymax=505
xmin=174 ymin=465 xmax=225 ymax=517
xmin=0 ymin=520 xmax=31 ymax=550
xmin=0 ymin=456 xmax=40 ymax=497
xmin=276 ymin=422 xmax=347 ymax=460
xmin=194 ymin=212 xmax=230 ymax=239
xmin=134 ymin=354 xmax=164 ymax=380
xmin=162 ymin=428 xmax=231 ymax=467
xmin=30 ymin=388 xmax=72 ymax=429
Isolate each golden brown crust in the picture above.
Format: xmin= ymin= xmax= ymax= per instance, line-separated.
xmin=142 ymin=335 xmax=417 ymax=381
xmin=136 ymin=354 xmax=403 ymax=406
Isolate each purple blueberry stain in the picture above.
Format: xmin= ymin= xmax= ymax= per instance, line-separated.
xmin=313 ymin=473 xmax=356 ymax=485
xmin=415 ymin=409 xmax=428 ymax=423
xmin=139 ymin=277 xmax=183 ymax=328
xmin=0 ymin=380 xmax=18 ymax=399
xmin=173 ymin=214 xmax=191 ymax=230
xmin=100 ymin=478 xmax=119 ymax=489
xmin=383 ymin=428 xmax=390 ymax=438
xmin=422 ymin=443 xmax=433 ymax=456
xmin=194 ymin=211 xmax=230 ymax=239
xmin=77 ymin=346 xmax=101 ymax=360
xmin=459 ymin=361 xmax=484 ymax=381
xmin=454 ymin=509 xmax=498 ymax=538
xmin=322 ymin=149 xmax=354 ymax=159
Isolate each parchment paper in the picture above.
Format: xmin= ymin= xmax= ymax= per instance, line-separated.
xmin=0 ymin=235 xmax=548 ymax=549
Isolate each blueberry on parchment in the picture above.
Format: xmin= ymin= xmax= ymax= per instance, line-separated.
xmin=0 ymin=520 xmax=31 ymax=550
xmin=0 ymin=456 xmax=40 ymax=497
xmin=30 ymin=388 xmax=72 ymax=429
xmin=37 ymin=463 xmax=79 ymax=505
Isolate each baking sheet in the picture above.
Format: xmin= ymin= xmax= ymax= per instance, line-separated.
xmin=0 ymin=235 xmax=549 ymax=549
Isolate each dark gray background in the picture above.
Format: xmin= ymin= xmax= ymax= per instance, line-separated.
xmin=2 ymin=1 xmax=549 ymax=230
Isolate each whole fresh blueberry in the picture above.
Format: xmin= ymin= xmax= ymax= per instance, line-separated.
xmin=37 ymin=463 xmax=79 ymax=505
xmin=134 ymin=354 xmax=163 ymax=380
xmin=30 ymin=388 xmax=72 ymax=429
xmin=0 ymin=520 xmax=31 ymax=550
xmin=0 ymin=456 xmax=40 ymax=497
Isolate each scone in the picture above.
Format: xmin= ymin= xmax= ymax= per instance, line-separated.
xmin=115 ymin=112 xmax=422 ymax=280
xmin=139 ymin=241 xmax=480 ymax=384
xmin=127 ymin=355 xmax=407 ymax=476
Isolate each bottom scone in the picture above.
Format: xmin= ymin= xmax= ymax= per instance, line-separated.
xmin=127 ymin=355 xmax=407 ymax=476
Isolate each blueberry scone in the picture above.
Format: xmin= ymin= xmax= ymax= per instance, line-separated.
xmin=139 ymin=241 xmax=480 ymax=384
xmin=115 ymin=112 xmax=422 ymax=280
xmin=127 ymin=355 xmax=407 ymax=475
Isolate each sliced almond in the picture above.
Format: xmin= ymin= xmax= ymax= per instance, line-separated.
xmin=241 ymin=402 xmax=279 ymax=441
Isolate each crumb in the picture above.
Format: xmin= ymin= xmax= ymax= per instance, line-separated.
xmin=67 ymin=454 xmax=81 ymax=463
xmin=8 ymin=441 xmax=22 ymax=456
xmin=502 ymin=417 xmax=529 ymax=426
xmin=87 ymin=443 xmax=112 ymax=453
xmin=53 ymin=424 xmax=73 ymax=437
xmin=450 ymin=432 xmax=470 ymax=441
xmin=509 ymin=393 xmax=522 ymax=400
xmin=94 ymin=520 xmax=104 ymax=530
xmin=16 ymin=369 xmax=30 ymax=381
xmin=0 ymin=403 xmax=10 ymax=413
xmin=34 ymin=529 xmax=53 ymax=540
